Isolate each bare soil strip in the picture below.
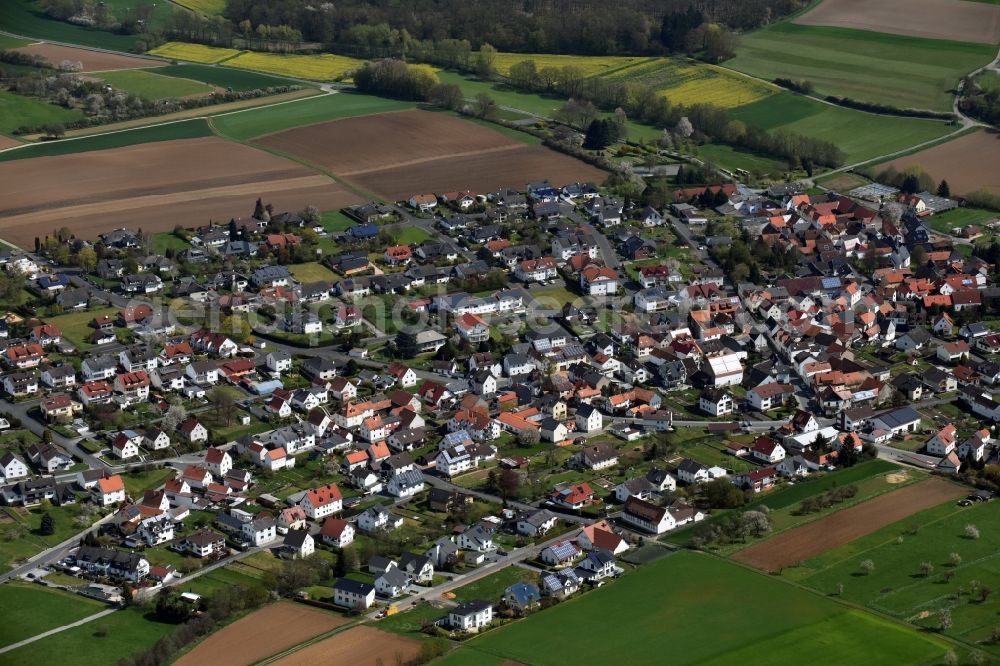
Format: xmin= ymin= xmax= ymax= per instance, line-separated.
xmin=732 ymin=478 xmax=965 ymax=572
xmin=795 ymin=0 xmax=1000 ymax=44
xmin=271 ymin=626 xmax=421 ymax=666
xmin=12 ymin=43 xmax=162 ymax=72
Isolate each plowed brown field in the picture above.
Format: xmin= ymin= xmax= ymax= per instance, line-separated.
xmin=13 ymin=43 xmax=161 ymax=72
xmin=175 ymin=602 xmax=347 ymax=666
xmin=794 ymin=0 xmax=1000 ymax=44
xmin=257 ymin=109 xmax=607 ymax=200
xmin=732 ymin=478 xmax=964 ymax=572
xmin=881 ymin=131 xmax=1000 ymax=196
xmin=272 ymin=625 xmax=421 ymax=666
xmin=0 ymin=137 xmax=361 ymax=248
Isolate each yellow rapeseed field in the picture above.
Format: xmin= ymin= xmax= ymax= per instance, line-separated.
xmin=148 ymin=41 xmax=241 ymax=64
xmin=224 ymin=51 xmax=365 ymax=81
xmin=605 ymin=58 xmax=776 ymax=109
xmin=490 ymin=52 xmax=645 ymax=77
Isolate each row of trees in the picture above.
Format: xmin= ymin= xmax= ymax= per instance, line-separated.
xmin=795 ymin=484 xmax=858 ymax=515
xmin=222 ymin=0 xmax=802 ymax=57
xmin=4 ymin=65 xmax=293 ymax=135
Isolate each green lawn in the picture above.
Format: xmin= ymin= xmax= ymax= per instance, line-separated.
xmin=374 ymin=603 xmax=446 ymax=637
xmin=727 ymin=23 xmax=995 ymax=112
xmin=97 ymin=69 xmax=214 ymax=101
xmin=923 ymin=206 xmax=998 ymax=234
xmin=122 ymin=467 xmax=175 ymax=496
xmin=151 ymin=231 xmax=190 ymax=255
xmin=211 ymin=91 xmax=416 ymax=140
xmin=180 ymin=564 xmax=268 ymax=597
xmin=1 ymin=606 xmax=174 ymax=666
xmin=0 ymin=583 xmax=105 ymax=648
xmin=0 ymin=89 xmax=83 ymax=136
xmin=0 ymin=0 xmax=142 ymax=51
xmin=730 ymin=92 xmax=956 ymax=164
xmin=795 ymin=500 xmax=1000 ymax=651
xmin=44 ymin=306 xmax=117 ymax=349
xmin=320 ymin=210 xmax=356 ymax=233
xmin=451 ymin=566 xmax=537 ymax=603
xmin=149 ymin=63 xmax=303 ymax=91
xmin=0 ymin=503 xmax=103 ymax=573
xmin=529 ymin=285 xmax=580 ymax=308
xmin=289 ymin=261 xmax=338 ymax=283
xmin=390 ymin=227 xmax=433 ymax=245
xmin=440 ymin=552 xmax=948 ymax=665
xmin=0 ymin=118 xmax=212 ymax=162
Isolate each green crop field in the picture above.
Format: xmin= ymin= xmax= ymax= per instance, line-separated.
xmin=1 ymin=606 xmax=173 ymax=666
xmin=794 ymin=500 xmax=1000 ymax=650
xmin=694 ymin=142 xmax=789 ymax=177
xmin=210 ymin=92 xmax=415 ymax=140
xmin=97 ymin=69 xmax=214 ymax=101
xmin=440 ymin=552 xmax=948 ymax=665
xmin=101 ymin=0 xmax=175 ymax=31
xmin=150 ymin=63 xmax=301 ymax=91
xmin=0 ymin=0 xmax=141 ymax=51
xmin=0 ymin=583 xmax=104 ymax=648
xmin=0 ymin=89 xmax=83 ymax=136
xmin=727 ymin=23 xmax=994 ymax=112
xmin=730 ymin=92 xmax=956 ymax=164
xmin=0 ymin=118 xmax=213 ymax=162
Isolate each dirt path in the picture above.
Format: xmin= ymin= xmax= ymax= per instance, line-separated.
xmin=0 ymin=608 xmax=118 ymax=655
xmin=732 ymin=478 xmax=965 ymax=572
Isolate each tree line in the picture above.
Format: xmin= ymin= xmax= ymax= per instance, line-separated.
xmin=222 ymin=0 xmax=802 ymax=57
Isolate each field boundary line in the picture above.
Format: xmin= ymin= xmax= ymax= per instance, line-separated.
xmin=242 ymin=140 xmax=386 ymax=203
xmin=725 ymin=472 xmax=923 ymax=558
xmin=241 ymin=105 xmax=416 ymax=141
xmin=251 ymin=619 xmax=360 ymax=666
xmin=0 ymin=89 xmax=331 ymax=156
xmin=338 ymin=143 xmax=528 ymax=176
